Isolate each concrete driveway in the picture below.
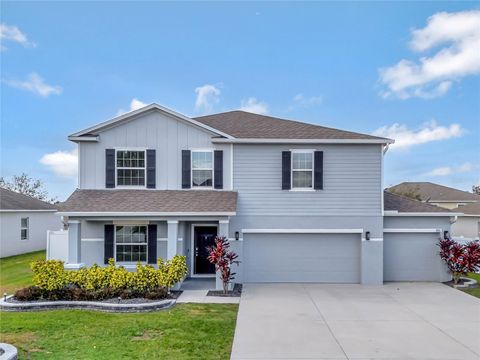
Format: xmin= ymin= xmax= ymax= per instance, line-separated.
xmin=231 ymin=283 xmax=480 ymax=360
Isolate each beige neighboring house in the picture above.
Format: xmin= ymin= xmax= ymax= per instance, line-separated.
xmin=0 ymin=188 xmax=61 ymax=258
xmin=388 ymin=182 xmax=480 ymax=240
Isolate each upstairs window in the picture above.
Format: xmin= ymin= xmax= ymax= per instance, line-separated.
xmin=292 ymin=151 xmax=313 ymax=189
xmin=21 ymin=217 xmax=29 ymax=240
xmin=116 ymin=150 xmax=145 ymax=186
xmin=192 ymin=150 xmax=213 ymax=187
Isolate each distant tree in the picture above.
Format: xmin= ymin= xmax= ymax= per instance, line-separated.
xmin=473 ymin=185 xmax=480 ymax=195
xmin=0 ymin=173 xmax=57 ymax=203
xmin=389 ymin=187 xmax=422 ymax=201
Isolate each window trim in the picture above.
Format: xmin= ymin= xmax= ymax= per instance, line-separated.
xmin=20 ymin=217 xmax=29 ymax=240
xmin=114 ymin=224 xmax=148 ymax=264
xmin=190 ymin=149 xmax=214 ymax=189
xmin=290 ymin=149 xmax=314 ymax=191
xmin=115 ymin=149 xmax=147 ymax=189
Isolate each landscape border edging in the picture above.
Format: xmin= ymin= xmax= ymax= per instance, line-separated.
xmin=0 ymin=295 xmax=176 ymax=313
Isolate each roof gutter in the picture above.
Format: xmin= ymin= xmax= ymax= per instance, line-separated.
xmin=384 ymin=210 xmax=463 ymax=217
xmin=211 ymin=138 xmax=394 ymax=144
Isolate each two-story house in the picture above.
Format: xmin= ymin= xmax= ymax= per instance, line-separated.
xmin=58 ymin=104 xmax=458 ymax=286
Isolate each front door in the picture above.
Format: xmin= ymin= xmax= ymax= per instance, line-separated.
xmin=193 ymin=226 xmax=217 ymax=275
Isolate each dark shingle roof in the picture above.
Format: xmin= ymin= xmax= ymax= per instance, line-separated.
xmin=388 ymin=182 xmax=479 ymax=202
xmin=194 ymin=111 xmax=390 ymax=141
xmin=453 ymin=202 xmax=480 ymax=215
xmin=384 ymin=191 xmax=451 ymax=213
xmin=0 ymin=188 xmax=56 ymax=211
xmin=59 ymin=189 xmax=237 ymax=213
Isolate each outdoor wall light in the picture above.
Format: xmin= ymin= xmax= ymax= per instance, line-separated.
xmin=444 ymin=230 xmax=450 ymax=239
xmin=365 ymin=231 xmax=370 ymax=241
xmin=235 ymin=231 xmax=240 ymax=241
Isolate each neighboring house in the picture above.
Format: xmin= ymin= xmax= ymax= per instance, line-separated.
xmin=58 ymin=104 xmax=458 ymax=285
xmin=388 ymin=182 xmax=479 ymax=210
xmin=0 ymin=188 xmax=61 ymax=258
xmin=388 ymin=182 xmax=480 ymax=239
xmin=451 ymin=202 xmax=480 ymax=240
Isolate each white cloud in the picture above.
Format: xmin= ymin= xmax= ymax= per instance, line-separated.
xmin=239 ymin=97 xmax=269 ymax=114
xmin=194 ymin=84 xmax=220 ymax=113
xmin=0 ymin=23 xmax=36 ymax=50
xmin=373 ymin=120 xmax=464 ymax=150
xmin=40 ymin=149 xmax=78 ymax=178
xmin=288 ymin=93 xmax=323 ymax=110
xmin=379 ymin=10 xmax=480 ymax=99
xmin=116 ymin=98 xmax=148 ymax=116
xmin=425 ymin=162 xmax=476 ymax=177
xmin=4 ymin=72 xmax=62 ymax=97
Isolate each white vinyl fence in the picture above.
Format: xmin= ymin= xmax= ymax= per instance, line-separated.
xmin=47 ymin=230 xmax=68 ymax=261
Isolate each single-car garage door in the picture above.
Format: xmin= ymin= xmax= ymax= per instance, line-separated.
xmin=384 ymin=232 xmax=443 ymax=281
xmin=243 ymin=233 xmax=361 ymax=283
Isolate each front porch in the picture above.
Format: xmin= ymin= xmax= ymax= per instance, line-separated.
xmin=63 ymin=217 xmax=237 ymax=290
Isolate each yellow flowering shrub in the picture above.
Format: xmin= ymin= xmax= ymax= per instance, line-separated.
xmin=31 ymin=260 xmax=68 ymax=291
xmin=30 ymin=256 xmax=187 ymax=294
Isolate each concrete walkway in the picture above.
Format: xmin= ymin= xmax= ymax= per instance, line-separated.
xmin=231 ymin=283 xmax=480 ymax=360
xmin=176 ymin=278 xmax=240 ymax=304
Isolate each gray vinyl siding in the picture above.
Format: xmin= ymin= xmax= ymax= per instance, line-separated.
xmin=79 ymin=110 xmax=232 ymax=190
xmin=384 ymin=216 xmax=451 ymax=230
xmin=233 ymin=144 xmax=383 ymax=216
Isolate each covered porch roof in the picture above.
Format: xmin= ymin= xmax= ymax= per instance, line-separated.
xmin=58 ymin=189 xmax=237 ymax=217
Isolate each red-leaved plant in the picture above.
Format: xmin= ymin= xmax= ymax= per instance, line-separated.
xmin=207 ymin=236 xmax=240 ymax=294
xmin=438 ymin=238 xmax=480 ymax=284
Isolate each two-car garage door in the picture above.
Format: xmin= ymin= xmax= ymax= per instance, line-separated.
xmin=243 ymin=233 xmax=361 ymax=283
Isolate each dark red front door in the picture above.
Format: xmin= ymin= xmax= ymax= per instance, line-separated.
xmin=194 ymin=226 xmax=217 ymax=275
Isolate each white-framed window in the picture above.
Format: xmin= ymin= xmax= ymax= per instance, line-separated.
xmin=21 ymin=217 xmax=29 ymax=240
xmin=115 ymin=225 xmax=148 ymax=263
xmin=116 ymin=150 xmax=146 ymax=187
xmin=291 ymin=150 xmax=314 ymax=189
xmin=191 ymin=150 xmax=213 ymax=188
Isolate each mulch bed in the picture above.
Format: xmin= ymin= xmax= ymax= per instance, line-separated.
xmin=206 ymin=284 xmax=242 ymax=297
xmin=6 ymin=291 xmax=182 ymax=304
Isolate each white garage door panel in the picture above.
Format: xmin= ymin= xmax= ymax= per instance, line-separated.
xmin=384 ymin=233 xmax=442 ymax=281
xmin=243 ymin=233 xmax=361 ymax=283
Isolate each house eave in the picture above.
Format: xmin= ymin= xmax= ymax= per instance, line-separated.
xmin=68 ymin=135 xmax=99 ymax=142
xmin=211 ymin=138 xmax=394 ymax=144
xmin=383 ymin=210 xmax=462 ymax=217
xmin=57 ymin=211 xmax=236 ymax=217
xmin=68 ymin=103 xmax=235 ymax=141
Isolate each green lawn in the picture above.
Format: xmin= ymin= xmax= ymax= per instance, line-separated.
xmin=0 ymin=250 xmax=45 ymax=294
xmin=0 ymin=250 xmax=238 ymax=359
xmin=463 ymin=272 xmax=480 ymax=299
xmin=0 ymin=304 xmax=238 ymax=359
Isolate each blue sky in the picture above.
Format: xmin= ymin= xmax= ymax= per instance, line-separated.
xmin=1 ymin=2 xmax=479 ymax=200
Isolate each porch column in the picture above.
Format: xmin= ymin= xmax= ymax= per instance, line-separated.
xmin=167 ymin=220 xmax=178 ymax=260
xmin=216 ymin=220 xmax=230 ymax=290
xmin=219 ymin=219 xmax=229 ymax=239
xmin=65 ymin=220 xmax=84 ymax=269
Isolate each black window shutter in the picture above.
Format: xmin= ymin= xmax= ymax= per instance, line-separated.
xmin=182 ymin=150 xmax=191 ymax=189
xmin=148 ymin=224 xmax=157 ymax=264
xmin=104 ymin=224 xmax=114 ymax=264
xmin=214 ymin=150 xmax=223 ymax=189
xmin=282 ymin=151 xmax=291 ymax=190
xmin=146 ymin=149 xmax=156 ymax=189
xmin=105 ymin=149 xmax=116 ymax=188
xmin=314 ymin=151 xmax=324 ymax=190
